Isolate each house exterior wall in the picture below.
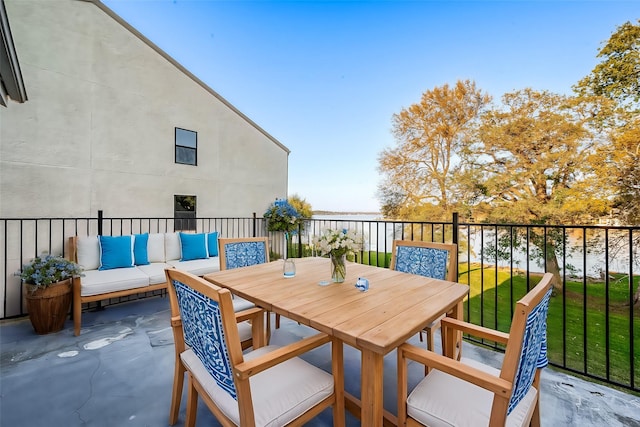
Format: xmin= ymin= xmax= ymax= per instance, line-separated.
xmin=0 ymin=0 xmax=289 ymax=219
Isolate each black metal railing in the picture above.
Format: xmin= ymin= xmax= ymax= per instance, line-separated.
xmin=2 ymin=213 xmax=638 ymax=393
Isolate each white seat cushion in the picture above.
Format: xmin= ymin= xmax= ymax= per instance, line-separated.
xmin=407 ymin=357 xmax=538 ymax=427
xmin=136 ymin=262 xmax=173 ymax=285
xmin=166 ymin=257 xmax=220 ymax=276
xmin=237 ymin=320 xmax=253 ymax=343
xmin=181 ymin=345 xmax=334 ymax=427
xmin=80 ymin=267 xmax=149 ymax=296
xmin=232 ymin=296 xmax=255 ymax=312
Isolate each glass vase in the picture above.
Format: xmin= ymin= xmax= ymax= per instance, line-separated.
xmin=330 ymin=253 xmax=347 ymax=283
xmin=283 ymin=258 xmax=296 ymax=278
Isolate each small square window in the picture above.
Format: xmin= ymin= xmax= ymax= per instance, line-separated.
xmin=175 ymin=128 xmax=197 ymax=165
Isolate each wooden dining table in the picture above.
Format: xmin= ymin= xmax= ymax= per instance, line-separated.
xmin=204 ymin=257 xmax=469 ymax=427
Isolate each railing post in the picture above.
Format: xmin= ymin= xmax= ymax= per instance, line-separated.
xmin=252 ymin=212 xmax=257 ymax=237
xmin=452 ymin=212 xmax=459 ymax=279
xmin=98 ymin=210 xmax=103 ymax=236
xmin=452 ymin=212 xmax=458 ymax=245
xmin=297 ymin=222 xmax=302 ymax=258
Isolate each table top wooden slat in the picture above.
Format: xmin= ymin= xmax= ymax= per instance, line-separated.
xmin=204 ymin=257 xmax=469 ymax=354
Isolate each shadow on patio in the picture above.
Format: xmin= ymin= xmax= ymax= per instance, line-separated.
xmin=1 ymin=296 xmax=638 ymax=426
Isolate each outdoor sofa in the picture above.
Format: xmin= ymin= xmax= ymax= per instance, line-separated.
xmin=68 ymin=232 xmax=220 ymax=335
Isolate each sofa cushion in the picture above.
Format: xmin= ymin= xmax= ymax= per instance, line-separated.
xmin=80 ymin=267 xmax=149 ymax=296
xmin=179 ymin=232 xmax=209 ymax=261
xmin=133 ymin=233 xmax=150 ymax=266
xmin=99 ymin=235 xmax=134 ymax=271
xmin=167 ymin=257 xmax=220 ymax=276
xmin=76 ymin=236 xmax=100 ymax=270
xmin=147 ymin=233 xmax=165 ymax=263
xmin=165 ymin=233 xmax=181 ymax=261
xmin=137 ymin=263 xmax=173 ymax=285
xmin=207 ymin=232 xmax=219 ymax=257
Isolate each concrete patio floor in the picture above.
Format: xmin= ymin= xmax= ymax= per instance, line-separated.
xmin=1 ymin=296 xmax=639 ymax=427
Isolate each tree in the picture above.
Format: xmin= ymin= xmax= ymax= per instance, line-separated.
xmin=377 ymin=80 xmax=490 ymax=220
xmin=575 ymin=20 xmax=640 ymax=224
xmin=464 ymin=88 xmax=610 ymax=290
xmin=574 ymin=20 xmax=640 ymax=108
xmin=574 ymin=20 xmax=640 ymax=304
xmin=288 ymin=194 xmax=313 ymax=218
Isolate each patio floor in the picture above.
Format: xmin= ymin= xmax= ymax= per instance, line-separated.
xmin=1 ymin=296 xmax=639 ymax=427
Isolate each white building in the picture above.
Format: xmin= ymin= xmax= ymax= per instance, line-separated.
xmin=0 ymin=0 xmax=289 ymax=220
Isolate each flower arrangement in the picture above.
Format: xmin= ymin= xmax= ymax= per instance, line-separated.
xmin=264 ymin=199 xmax=301 ymax=234
xmin=313 ymin=229 xmax=362 ymax=283
xmin=313 ymin=228 xmax=363 ymax=258
xmin=17 ymin=254 xmax=83 ymax=291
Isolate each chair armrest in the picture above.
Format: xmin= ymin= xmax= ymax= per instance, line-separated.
xmin=441 ymin=317 xmax=510 ymax=345
xmin=235 ymin=307 xmax=264 ymax=323
xmin=170 ymin=315 xmax=182 ymax=328
xmin=399 ymin=342 xmax=512 ymax=398
xmin=234 ymin=333 xmax=331 ymax=380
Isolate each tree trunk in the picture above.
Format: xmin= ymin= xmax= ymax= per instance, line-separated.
xmin=543 ymin=245 xmax=563 ymax=293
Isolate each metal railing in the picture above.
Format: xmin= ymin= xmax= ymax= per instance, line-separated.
xmin=1 ymin=213 xmax=638 ymax=393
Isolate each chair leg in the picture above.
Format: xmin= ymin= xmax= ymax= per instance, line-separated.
xmin=266 ymin=311 xmax=272 ymax=344
xmin=424 ymin=327 xmax=436 ymax=375
xmin=184 ymin=373 xmax=198 ymax=427
xmin=169 ymin=357 xmax=185 ymax=425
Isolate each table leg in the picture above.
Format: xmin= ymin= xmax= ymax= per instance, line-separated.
xmin=361 ymin=349 xmax=384 ymax=427
xmin=444 ymin=301 xmax=463 ymax=360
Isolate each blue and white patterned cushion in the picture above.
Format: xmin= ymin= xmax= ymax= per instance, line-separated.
xmin=507 ymin=287 xmax=552 ymax=414
xmin=394 ymin=245 xmax=449 ymax=280
xmin=173 ymin=279 xmax=237 ymax=400
xmin=224 ymin=241 xmax=267 ymax=270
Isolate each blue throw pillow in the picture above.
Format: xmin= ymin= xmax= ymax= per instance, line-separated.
xmin=207 ymin=232 xmax=219 ymax=257
xmin=133 ymin=233 xmax=149 ymax=265
xmin=99 ymin=235 xmax=134 ymax=270
xmin=180 ymin=232 xmax=208 ymax=261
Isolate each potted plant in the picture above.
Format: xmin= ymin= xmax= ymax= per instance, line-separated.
xmin=17 ymin=254 xmax=83 ymax=334
xmin=264 ymin=198 xmax=302 ymax=258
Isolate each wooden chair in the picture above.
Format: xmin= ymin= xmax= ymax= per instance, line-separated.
xmin=166 ymin=268 xmax=345 ymax=427
xmin=390 ymin=240 xmax=458 ymax=355
xmin=167 ymin=237 xmax=267 ymax=425
xmin=167 ymin=267 xmax=261 ymax=425
xmin=218 ymin=237 xmax=280 ymax=333
xmin=397 ymin=272 xmax=554 ymax=427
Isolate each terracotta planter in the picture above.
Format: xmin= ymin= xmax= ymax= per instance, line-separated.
xmin=24 ymin=279 xmax=72 ymax=334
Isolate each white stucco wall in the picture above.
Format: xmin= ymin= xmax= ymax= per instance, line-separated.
xmin=0 ymin=0 xmax=289 ymax=219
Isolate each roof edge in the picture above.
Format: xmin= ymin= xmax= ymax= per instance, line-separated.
xmin=0 ymin=0 xmax=28 ymax=105
xmin=87 ymin=0 xmax=290 ymax=154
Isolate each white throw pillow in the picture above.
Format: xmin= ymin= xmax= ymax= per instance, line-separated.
xmin=165 ymin=233 xmax=181 ymax=261
xmin=147 ymin=233 xmax=166 ymax=263
xmin=76 ymin=236 xmax=100 ymax=270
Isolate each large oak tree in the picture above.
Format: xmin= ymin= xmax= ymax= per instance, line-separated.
xmin=377 ymin=80 xmax=490 ymax=220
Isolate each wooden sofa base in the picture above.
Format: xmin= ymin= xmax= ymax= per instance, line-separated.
xmin=72 ymin=276 xmax=167 ymax=336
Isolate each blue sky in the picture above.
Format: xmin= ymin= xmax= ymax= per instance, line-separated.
xmin=102 ymin=0 xmax=638 ymax=213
